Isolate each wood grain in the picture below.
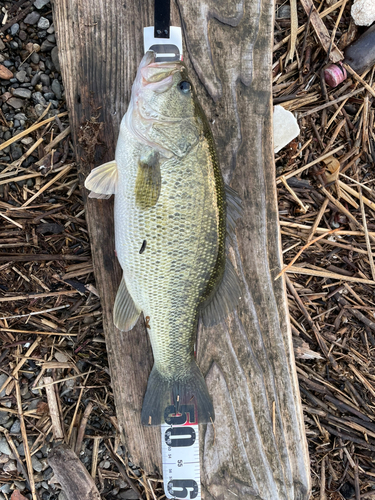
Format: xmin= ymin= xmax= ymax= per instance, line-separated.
xmin=53 ymin=0 xmax=311 ymax=497
xmin=48 ymin=444 xmax=101 ymax=500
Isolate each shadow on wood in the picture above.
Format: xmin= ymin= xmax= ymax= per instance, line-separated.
xmin=53 ymin=0 xmax=311 ymax=497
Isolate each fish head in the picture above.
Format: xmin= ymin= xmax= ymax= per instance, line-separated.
xmin=125 ymin=51 xmax=203 ymax=157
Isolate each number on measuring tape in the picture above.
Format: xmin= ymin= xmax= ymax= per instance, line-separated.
xmin=161 ymin=403 xmax=201 ymax=500
xmin=167 ymin=479 xmax=199 ymax=499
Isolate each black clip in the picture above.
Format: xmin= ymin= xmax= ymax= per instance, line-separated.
xmin=154 ymin=0 xmax=170 ymax=38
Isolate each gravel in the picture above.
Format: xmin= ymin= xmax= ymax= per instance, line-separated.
xmin=0 ymin=438 xmax=11 ymax=456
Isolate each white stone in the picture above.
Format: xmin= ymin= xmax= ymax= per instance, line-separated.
xmin=351 ymin=0 xmax=375 ymax=26
xmin=273 ymin=105 xmax=300 ymax=153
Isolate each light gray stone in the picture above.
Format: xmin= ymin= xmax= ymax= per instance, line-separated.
xmin=351 ymin=0 xmax=375 ymax=25
xmin=15 ymin=70 xmax=27 ymax=82
xmin=12 ymin=88 xmax=32 ymax=99
xmin=31 ymin=454 xmax=43 ymax=472
xmin=51 ymin=79 xmax=62 ymax=99
xmin=34 ymin=0 xmax=50 ymax=8
xmin=38 ymin=17 xmax=50 ymax=29
xmin=0 ymin=437 xmax=11 ymax=455
xmin=24 ymin=11 xmax=41 ymax=25
xmin=0 ymin=374 xmax=7 ymax=397
xmin=273 ymin=105 xmax=300 ymax=153
xmin=10 ymin=419 xmax=21 ymax=434
xmin=3 ymin=460 xmax=16 ymax=472
xmin=8 ymin=97 xmax=25 ymax=109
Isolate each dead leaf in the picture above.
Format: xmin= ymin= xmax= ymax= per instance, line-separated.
xmin=323 ymin=156 xmax=340 ymax=183
xmin=36 ymin=401 xmax=49 ymax=415
xmin=11 ymin=491 xmax=28 ymax=500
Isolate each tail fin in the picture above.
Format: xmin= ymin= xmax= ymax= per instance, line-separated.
xmin=141 ymin=361 xmax=214 ymax=426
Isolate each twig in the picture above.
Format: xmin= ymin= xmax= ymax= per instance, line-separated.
xmin=15 ymin=371 xmax=37 ymax=500
xmin=276 ymin=228 xmax=340 ymax=280
xmin=44 ymin=376 xmax=64 ymax=440
xmin=75 ymin=401 xmax=94 ymax=454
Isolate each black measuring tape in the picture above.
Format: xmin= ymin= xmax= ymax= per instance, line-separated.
xmin=154 ymin=0 xmax=171 ymax=38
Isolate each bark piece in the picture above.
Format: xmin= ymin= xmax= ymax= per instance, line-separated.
xmin=48 ymin=444 xmax=101 ymax=500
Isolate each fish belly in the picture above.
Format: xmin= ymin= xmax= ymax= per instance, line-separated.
xmin=114 ymin=133 xmax=219 ymax=379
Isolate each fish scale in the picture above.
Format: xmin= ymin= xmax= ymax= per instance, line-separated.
xmin=115 ymin=127 xmax=219 ymax=376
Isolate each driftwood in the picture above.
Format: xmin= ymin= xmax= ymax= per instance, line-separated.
xmin=48 ymin=444 xmax=101 ymax=500
xmin=53 ymin=0 xmax=311 ymax=498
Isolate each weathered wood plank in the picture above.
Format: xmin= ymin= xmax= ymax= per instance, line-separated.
xmin=53 ymin=0 xmax=311 ymax=497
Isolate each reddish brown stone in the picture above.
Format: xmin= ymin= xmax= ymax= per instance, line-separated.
xmin=0 ymin=64 xmax=13 ymax=80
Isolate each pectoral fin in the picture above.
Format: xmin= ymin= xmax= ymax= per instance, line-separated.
xmin=135 ymin=151 xmax=161 ymax=209
xmin=113 ymin=277 xmax=141 ymax=331
xmin=199 ymin=258 xmax=242 ymax=327
xmin=84 ymin=161 xmax=118 ymax=199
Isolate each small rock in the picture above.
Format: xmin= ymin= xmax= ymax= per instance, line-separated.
xmin=58 ymin=492 xmax=67 ymax=500
xmin=32 ymin=92 xmax=47 ymax=105
xmin=34 ymin=104 xmax=45 ymax=116
xmin=13 ymin=481 xmax=26 ymax=491
xmin=10 ymin=23 xmax=20 ymax=36
xmin=0 ymin=483 xmax=11 ymax=494
xmin=51 ymin=46 xmax=60 ymax=72
xmin=0 ymin=437 xmax=11 ymax=455
xmin=12 ymin=88 xmax=32 ymax=99
xmin=24 ymin=12 xmax=41 ymax=25
xmin=277 ymin=5 xmax=290 ymax=18
xmin=31 ymin=455 xmax=43 ymax=472
xmin=47 ymin=25 xmax=55 ymax=34
xmin=0 ymin=453 xmax=9 ymax=463
xmin=54 ymin=351 xmax=68 ymax=363
xmin=3 ymin=459 xmax=17 ymax=472
xmin=34 ymin=0 xmax=50 ymax=8
xmin=31 ymin=73 xmax=41 ymax=86
xmin=0 ymin=412 xmax=9 ymax=425
xmin=119 ymin=490 xmax=139 ymax=500
xmin=31 ymin=52 xmax=40 ymax=64
xmin=0 ymin=39 xmax=5 ymax=51
xmin=273 ymin=105 xmax=300 ymax=153
xmin=40 ymin=40 xmax=55 ymax=52
xmin=15 ymin=70 xmax=27 ymax=83
xmin=51 ymin=79 xmax=62 ymax=99
xmin=351 ymin=0 xmax=375 ymax=26
xmin=10 ymin=419 xmax=21 ymax=434
xmin=14 ymin=113 xmax=27 ymax=121
xmin=10 ymin=144 xmax=23 ymax=160
xmin=18 ymin=30 xmax=27 ymax=41
xmin=40 ymin=74 xmax=50 ymax=86
xmin=21 ymin=137 xmax=34 ymax=145
xmin=38 ymin=17 xmax=50 ymax=30
xmin=0 ymin=64 xmax=13 ymax=80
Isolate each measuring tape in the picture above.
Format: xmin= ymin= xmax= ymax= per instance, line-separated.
xmin=161 ymin=404 xmax=201 ymax=500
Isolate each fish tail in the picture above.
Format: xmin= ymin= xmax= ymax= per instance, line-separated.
xmin=141 ymin=361 xmax=214 ymax=426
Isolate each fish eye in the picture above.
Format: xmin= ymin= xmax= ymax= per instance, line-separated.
xmin=178 ymin=81 xmax=191 ymax=94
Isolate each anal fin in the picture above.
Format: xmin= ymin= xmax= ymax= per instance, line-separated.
xmin=199 ymin=258 xmax=242 ymax=327
xmin=84 ymin=161 xmax=118 ymax=198
xmin=113 ymin=277 xmax=141 ymax=331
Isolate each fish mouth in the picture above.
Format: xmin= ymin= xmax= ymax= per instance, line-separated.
xmin=139 ymin=51 xmax=183 ymax=93
xmin=124 ymin=51 xmax=187 ymax=157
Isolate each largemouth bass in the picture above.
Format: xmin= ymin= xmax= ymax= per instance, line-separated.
xmin=85 ymin=52 xmax=242 ymax=426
